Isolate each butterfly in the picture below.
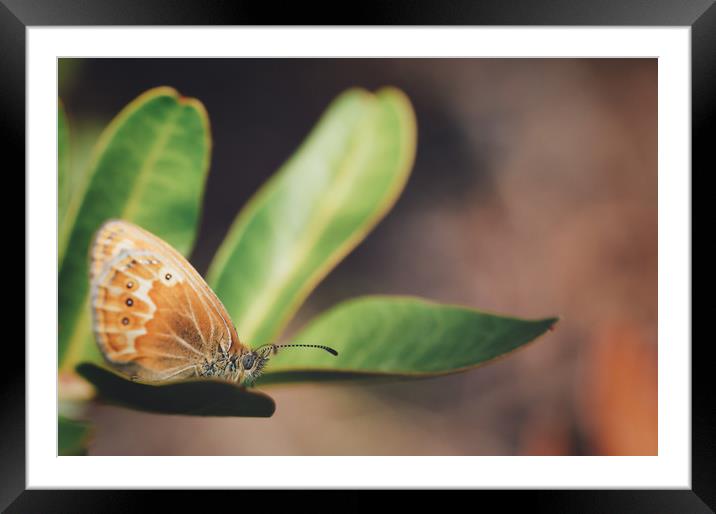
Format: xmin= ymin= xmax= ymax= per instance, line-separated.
xmin=89 ymin=219 xmax=337 ymax=386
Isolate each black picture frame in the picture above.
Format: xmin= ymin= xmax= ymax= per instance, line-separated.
xmin=4 ymin=1 xmax=711 ymax=511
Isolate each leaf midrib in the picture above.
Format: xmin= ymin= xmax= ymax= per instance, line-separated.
xmin=122 ymin=108 xmax=182 ymax=220
xmin=233 ymin=115 xmax=373 ymax=343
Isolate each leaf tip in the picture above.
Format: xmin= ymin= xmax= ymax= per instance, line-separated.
xmin=177 ymin=94 xmax=212 ymax=154
xmin=144 ymin=85 xmax=180 ymax=99
xmin=375 ymin=86 xmax=418 ymax=168
xmin=546 ymin=317 xmax=560 ymax=331
xmin=339 ymin=86 xmax=372 ymax=100
xmin=376 ymin=85 xmax=409 ymax=102
xmin=177 ymin=94 xmax=209 ymax=118
xmin=376 ymin=86 xmax=415 ymax=117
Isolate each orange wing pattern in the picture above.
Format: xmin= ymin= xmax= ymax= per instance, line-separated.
xmin=89 ymin=220 xmax=246 ymax=381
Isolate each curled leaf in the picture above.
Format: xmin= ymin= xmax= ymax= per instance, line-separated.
xmin=76 ymin=363 xmax=275 ymax=417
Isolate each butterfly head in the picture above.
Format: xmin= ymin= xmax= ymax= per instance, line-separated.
xmin=231 ymin=350 xmax=269 ymax=386
xmin=230 ymin=343 xmax=338 ymax=387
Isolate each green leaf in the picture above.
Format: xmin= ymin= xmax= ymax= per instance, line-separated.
xmin=76 ymin=363 xmax=276 ymax=417
xmin=58 ymin=87 xmax=211 ymax=372
xmin=58 ymin=100 xmax=71 ymax=227
xmin=258 ymin=296 xmax=557 ymax=384
xmin=59 ymin=416 xmax=92 ymax=456
xmin=207 ymin=87 xmax=417 ymax=347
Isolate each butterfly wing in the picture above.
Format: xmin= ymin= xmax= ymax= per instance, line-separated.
xmin=89 ymin=220 xmax=245 ymax=381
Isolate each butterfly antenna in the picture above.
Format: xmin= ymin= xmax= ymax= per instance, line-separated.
xmin=255 ymin=343 xmax=338 ymax=356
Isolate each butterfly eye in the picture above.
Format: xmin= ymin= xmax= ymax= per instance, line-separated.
xmin=241 ymin=354 xmax=256 ymax=370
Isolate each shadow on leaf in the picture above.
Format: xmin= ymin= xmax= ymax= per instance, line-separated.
xmin=76 ymin=363 xmax=276 ymax=417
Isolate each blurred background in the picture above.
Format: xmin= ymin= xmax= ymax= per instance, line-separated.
xmin=59 ymin=58 xmax=657 ymax=456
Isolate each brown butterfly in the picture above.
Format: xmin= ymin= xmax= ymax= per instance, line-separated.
xmin=89 ymin=219 xmax=336 ymax=385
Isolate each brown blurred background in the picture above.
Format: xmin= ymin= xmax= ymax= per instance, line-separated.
xmin=59 ymin=58 xmax=657 ymax=456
